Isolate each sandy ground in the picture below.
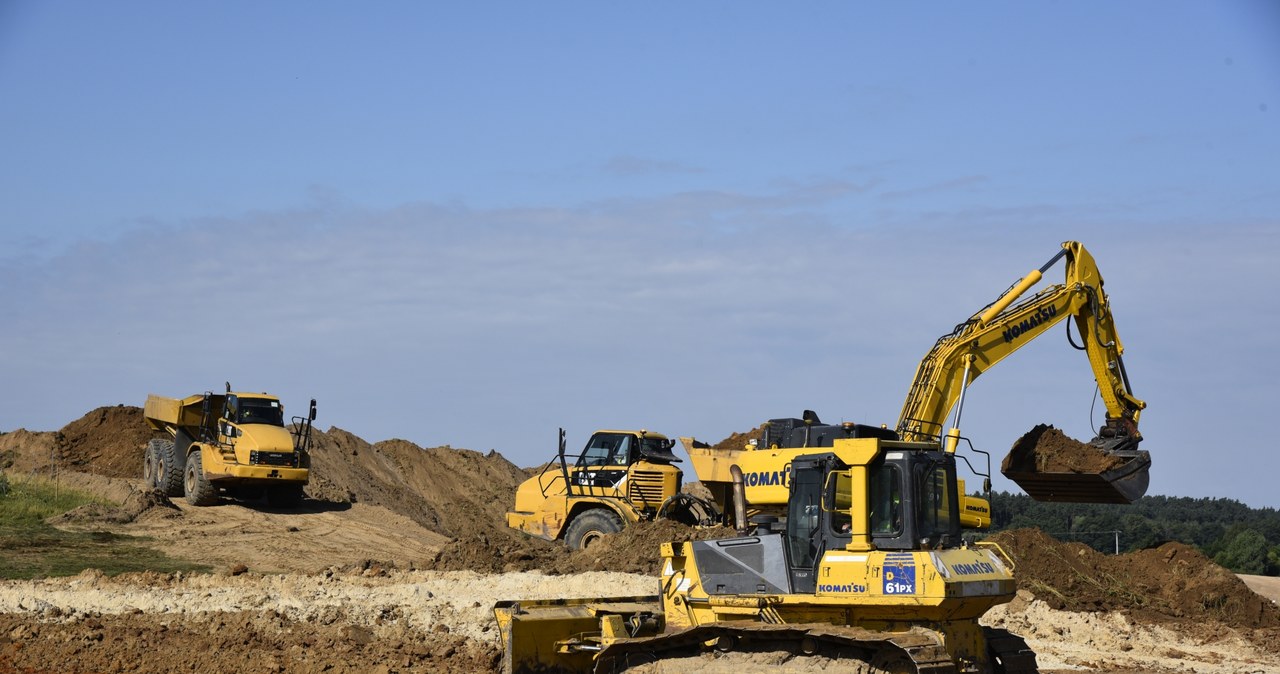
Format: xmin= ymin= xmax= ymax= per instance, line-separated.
xmin=45 ymin=473 xmax=451 ymax=574
xmin=3 ymin=566 xmax=1278 ymax=674
xmin=986 ymin=591 xmax=1280 ymax=674
xmin=109 ymin=498 xmax=450 ymax=574
xmin=0 ymin=567 xmax=655 ymax=645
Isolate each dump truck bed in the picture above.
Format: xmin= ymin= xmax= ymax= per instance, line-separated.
xmin=143 ymin=393 xmax=224 ymax=434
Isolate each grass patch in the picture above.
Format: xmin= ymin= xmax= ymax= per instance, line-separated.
xmin=0 ymin=475 xmax=208 ymax=579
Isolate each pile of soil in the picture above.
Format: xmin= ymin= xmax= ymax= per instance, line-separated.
xmin=304 ymin=428 xmax=531 ymax=539
xmin=712 ymin=424 xmax=765 ymax=450
xmin=49 ymin=488 xmax=180 ymax=526
xmin=54 ymin=406 xmax=159 ymax=478
xmin=1001 ymin=423 xmax=1126 ymax=474
xmin=433 ymin=518 xmax=735 ymax=575
xmin=988 ymin=528 xmax=1280 ymax=629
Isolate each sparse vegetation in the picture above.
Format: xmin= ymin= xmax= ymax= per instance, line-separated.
xmin=0 ymin=474 xmax=207 ymax=579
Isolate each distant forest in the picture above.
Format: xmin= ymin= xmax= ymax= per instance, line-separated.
xmin=981 ymin=492 xmax=1280 ymax=576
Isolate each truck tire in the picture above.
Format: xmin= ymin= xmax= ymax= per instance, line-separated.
xmin=265 ymin=484 xmax=305 ymax=508
xmin=564 ymin=509 xmax=623 ymax=550
xmin=143 ymin=444 xmax=160 ymax=489
xmin=183 ymin=449 xmax=219 ymax=506
xmin=148 ymin=439 xmax=184 ymax=497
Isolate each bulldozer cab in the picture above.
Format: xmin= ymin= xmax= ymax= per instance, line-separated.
xmin=786 ymin=450 xmax=964 ymax=593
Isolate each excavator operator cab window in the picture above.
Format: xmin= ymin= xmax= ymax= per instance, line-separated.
xmin=827 ymin=470 xmax=854 ymax=535
xmin=915 ymin=460 xmax=959 ymax=546
xmin=785 ymin=459 xmax=826 ymax=593
xmin=870 ymin=464 xmax=904 ymax=536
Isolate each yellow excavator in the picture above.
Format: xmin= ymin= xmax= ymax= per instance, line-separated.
xmin=896 ymin=240 xmax=1148 ymax=503
xmin=495 ymin=241 xmax=1149 ymax=673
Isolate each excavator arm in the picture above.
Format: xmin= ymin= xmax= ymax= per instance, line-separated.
xmin=896 ymin=241 xmax=1150 ymax=503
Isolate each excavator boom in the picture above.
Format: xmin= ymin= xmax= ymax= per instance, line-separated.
xmin=896 ymin=241 xmax=1150 ymax=503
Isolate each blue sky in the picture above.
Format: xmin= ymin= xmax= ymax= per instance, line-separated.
xmin=2 ymin=3 xmax=1278 ymax=507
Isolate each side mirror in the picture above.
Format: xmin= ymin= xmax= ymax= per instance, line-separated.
xmin=309 ymin=399 xmax=317 ymax=421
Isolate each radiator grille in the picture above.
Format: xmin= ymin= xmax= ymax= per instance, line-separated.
xmin=628 ymin=470 xmax=669 ymax=506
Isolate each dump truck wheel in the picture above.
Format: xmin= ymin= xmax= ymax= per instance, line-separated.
xmin=265 ymin=484 xmax=305 ymax=508
xmin=143 ymin=445 xmax=159 ymax=489
xmin=148 ymin=439 xmax=184 ymax=497
xmin=183 ymin=449 xmax=219 ymax=506
xmin=564 ymin=509 xmax=623 ymax=550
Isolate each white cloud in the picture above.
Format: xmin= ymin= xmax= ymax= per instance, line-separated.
xmin=2 ymin=192 xmax=1278 ymax=507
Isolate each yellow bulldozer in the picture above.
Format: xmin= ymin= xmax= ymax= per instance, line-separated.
xmin=494 ymin=241 xmax=1150 ymax=673
xmin=142 ymin=383 xmax=317 ymax=507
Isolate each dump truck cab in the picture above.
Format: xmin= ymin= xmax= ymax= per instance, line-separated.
xmin=215 ymin=393 xmax=304 ymax=470
xmin=224 ymin=393 xmax=285 ymax=427
xmin=507 ymin=429 xmax=687 ymax=549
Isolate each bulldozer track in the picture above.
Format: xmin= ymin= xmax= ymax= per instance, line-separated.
xmin=596 ymin=623 xmax=957 ymax=674
xmin=982 ymin=627 xmax=1038 ymax=674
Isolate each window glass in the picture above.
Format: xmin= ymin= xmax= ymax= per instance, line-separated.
xmin=870 ymin=464 xmax=903 ymax=535
xmin=787 ymin=466 xmax=823 ymax=569
xmin=238 ymin=398 xmax=284 ymax=426
xmin=581 ymin=433 xmax=631 ymax=466
xmin=828 ymin=471 xmax=853 ymax=534
xmin=915 ymin=463 xmax=955 ymax=539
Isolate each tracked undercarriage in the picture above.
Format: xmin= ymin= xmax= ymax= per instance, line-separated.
xmin=495 ymin=594 xmax=1036 ymax=674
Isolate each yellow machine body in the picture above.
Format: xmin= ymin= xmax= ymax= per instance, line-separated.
xmin=495 ymin=241 xmax=1148 ymax=672
xmin=495 ymin=436 xmax=1033 ymax=674
xmin=507 ymin=429 xmax=688 ymax=548
xmin=143 ymin=388 xmax=315 ymax=505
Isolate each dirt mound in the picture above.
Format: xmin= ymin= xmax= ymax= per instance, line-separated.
xmin=552 ymin=519 xmax=736 ymax=575
xmin=304 ymin=428 xmax=530 ymax=538
xmin=434 ymin=519 xmax=736 ymax=575
xmin=989 ymin=528 xmax=1280 ymax=629
xmin=1001 ymin=423 xmax=1125 ymax=473
xmin=0 ymin=427 xmax=59 ymax=473
xmin=49 ymin=488 xmax=180 ymax=526
xmin=54 ymin=405 xmax=158 ymax=478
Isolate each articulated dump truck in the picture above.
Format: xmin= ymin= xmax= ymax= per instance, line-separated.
xmin=142 ymin=385 xmax=316 ymax=506
xmin=494 ymin=241 xmax=1150 ymax=673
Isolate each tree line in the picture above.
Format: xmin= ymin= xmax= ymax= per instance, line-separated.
xmin=982 ymin=492 xmax=1280 ymax=576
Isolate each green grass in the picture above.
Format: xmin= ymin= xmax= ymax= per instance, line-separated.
xmin=0 ymin=475 xmax=209 ymax=579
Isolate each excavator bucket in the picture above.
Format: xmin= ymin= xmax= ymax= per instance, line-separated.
xmin=1000 ymin=424 xmax=1151 ymax=504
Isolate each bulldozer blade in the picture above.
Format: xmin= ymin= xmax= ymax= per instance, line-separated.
xmin=493 ymin=596 xmax=662 ymax=674
xmin=1003 ymin=448 xmax=1151 ymax=504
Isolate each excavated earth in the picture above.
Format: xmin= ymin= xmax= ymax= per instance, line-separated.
xmin=1 ymin=409 xmax=1279 ymax=672
xmin=1002 ymin=423 xmax=1127 ymax=474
